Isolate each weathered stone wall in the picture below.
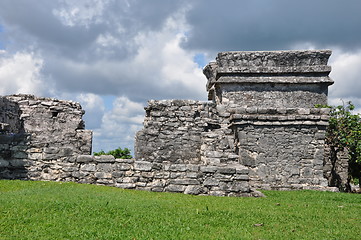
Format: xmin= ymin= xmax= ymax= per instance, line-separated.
xmin=63 ymin=155 xmax=255 ymax=197
xmin=135 ymin=50 xmax=337 ymax=193
xmin=207 ymin=50 xmax=333 ymax=108
xmin=1 ymin=49 xmax=346 ymax=196
xmin=216 ymin=83 xmax=329 ymax=108
xmin=135 ymin=100 xmax=214 ymax=164
xmin=135 ymin=104 xmax=333 ymax=191
xmin=0 ymin=94 xmax=92 ymax=180
xmin=230 ymin=108 xmax=330 ymax=190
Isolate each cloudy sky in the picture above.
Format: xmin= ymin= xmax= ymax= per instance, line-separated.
xmin=1 ymin=0 xmax=360 ymax=154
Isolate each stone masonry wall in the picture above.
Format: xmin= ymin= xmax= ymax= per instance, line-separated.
xmin=230 ymin=107 xmax=330 ymax=190
xmin=65 ymin=155 xmax=253 ymax=197
xmin=1 ymin=50 xmax=345 ymax=196
xmin=0 ymin=94 xmax=92 ymax=180
xmin=216 ymin=83 xmax=329 ymax=108
xmin=135 ymin=50 xmax=337 ymax=193
xmin=135 ymin=100 xmax=214 ymax=164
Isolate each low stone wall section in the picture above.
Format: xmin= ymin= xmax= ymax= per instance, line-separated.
xmin=50 ymin=155 xmax=255 ymax=197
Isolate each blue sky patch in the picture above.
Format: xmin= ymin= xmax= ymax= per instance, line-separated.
xmin=193 ymin=53 xmax=207 ymax=68
xmin=0 ymin=24 xmax=5 ymax=50
xmin=102 ymin=95 xmax=117 ymax=112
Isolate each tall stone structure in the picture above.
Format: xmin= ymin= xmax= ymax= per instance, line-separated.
xmin=135 ymin=50 xmax=335 ymax=192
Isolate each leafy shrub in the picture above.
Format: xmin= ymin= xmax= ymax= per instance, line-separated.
xmin=317 ymin=101 xmax=361 ymax=189
xmin=94 ymin=147 xmax=132 ymax=159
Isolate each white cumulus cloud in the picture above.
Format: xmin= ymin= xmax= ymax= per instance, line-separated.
xmin=0 ymin=51 xmax=45 ymax=95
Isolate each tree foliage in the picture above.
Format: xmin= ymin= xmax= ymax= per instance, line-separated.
xmin=93 ymin=147 xmax=132 ymax=159
xmin=325 ymin=101 xmax=361 ymax=188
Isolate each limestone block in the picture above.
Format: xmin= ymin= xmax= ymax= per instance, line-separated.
xmin=169 ymin=164 xmax=187 ymax=172
xmin=95 ymin=172 xmax=112 ymax=179
xmin=203 ymin=178 xmax=219 ymax=186
xmin=115 ymin=183 xmax=136 ymax=189
xmin=165 ymin=184 xmax=185 ymax=193
xmin=78 ymin=178 xmax=95 ymax=184
xmin=136 ymin=182 xmax=147 ymax=187
xmin=0 ymin=159 xmax=9 ymax=168
xmin=122 ymin=177 xmax=139 ymax=183
xmin=141 ymin=172 xmax=154 ymax=178
xmin=97 ymin=163 xmax=114 ymax=172
xmin=186 ymin=172 xmax=200 ymax=179
xmin=117 ymin=163 xmax=132 ymax=171
xmin=149 ymin=180 xmax=166 ymax=188
xmin=96 ymin=179 xmax=114 ymax=185
xmin=235 ymin=167 xmax=249 ymax=175
xmin=169 ymin=179 xmax=200 ymax=185
xmin=217 ymin=167 xmax=236 ymax=174
xmin=112 ymin=171 xmax=125 ymax=178
xmin=41 ymin=172 xmax=59 ymax=181
xmin=28 ymin=153 xmax=42 ymax=160
xmin=234 ymin=174 xmax=249 ymax=181
xmin=77 ymin=155 xmax=94 ymax=163
xmin=134 ymin=161 xmax=153 ymax=171
xmin=58 ymin=148 xmax=73 ymax=157
xmin=42 ymin=153 xmax=59 ymax=160
xmin=63 ymin=166 xmax=78 ymax=172
xmin=207 ymin=158 xmax=221 ymax=165
xmin=71 ymin=172 xmax=81 ymax=178
xmin=170 ymin=172 xmax=185 ymax=179
xmin=200 ymin=166 xmax=217 ymax=173
xmin=184 ymin=185 xmax=204 ymax=195
xmin=80 ymin=164 xmax=96 ymax=172
xmin=43 ymin=147 xmax=59 ymax=154
xmin=209 ymin=191 xmax=225 ymax=196
xmin=186 ymin=164 xmax=199 ymax=171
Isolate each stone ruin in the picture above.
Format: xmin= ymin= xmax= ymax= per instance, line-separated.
xmin=0 ymin=50 xmax=348 ymax=196
xmin=0 ymin=95 xmax=92 ymax=179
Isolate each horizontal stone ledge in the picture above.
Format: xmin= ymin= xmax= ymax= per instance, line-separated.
xmin=230 ymin=120 xmax=329 ymax=126
xmin=229 ymin=108 xmax=330 ymax=116
xmin=216 ymin=75 xmax=333 ymax=83
xmin=76 ymin=155 xmax=94 ymax=163
xmin=216 ymin=65 xmax=331 ymax=74
xmin=94 ymin=155 xmax=115 ymax=163
xmin=115 ymin=158 xmax=134 ymax=164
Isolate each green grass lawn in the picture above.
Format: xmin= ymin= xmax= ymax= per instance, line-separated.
xmin=0 ymin=180 xmax=360 ymax=240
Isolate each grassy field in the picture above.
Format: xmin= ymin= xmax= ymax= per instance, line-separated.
xmin=0 ymin=180 xmax=360 ymax=240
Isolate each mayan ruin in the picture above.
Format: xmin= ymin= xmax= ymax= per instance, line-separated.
xmin=0 ymin=50 xmax=348 ymax=196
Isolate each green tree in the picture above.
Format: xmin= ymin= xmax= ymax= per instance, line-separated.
xmin=325 ymin=101 xmax=361 ymax=190
xmin=94 ymin=147 xmax=132 ymax=159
